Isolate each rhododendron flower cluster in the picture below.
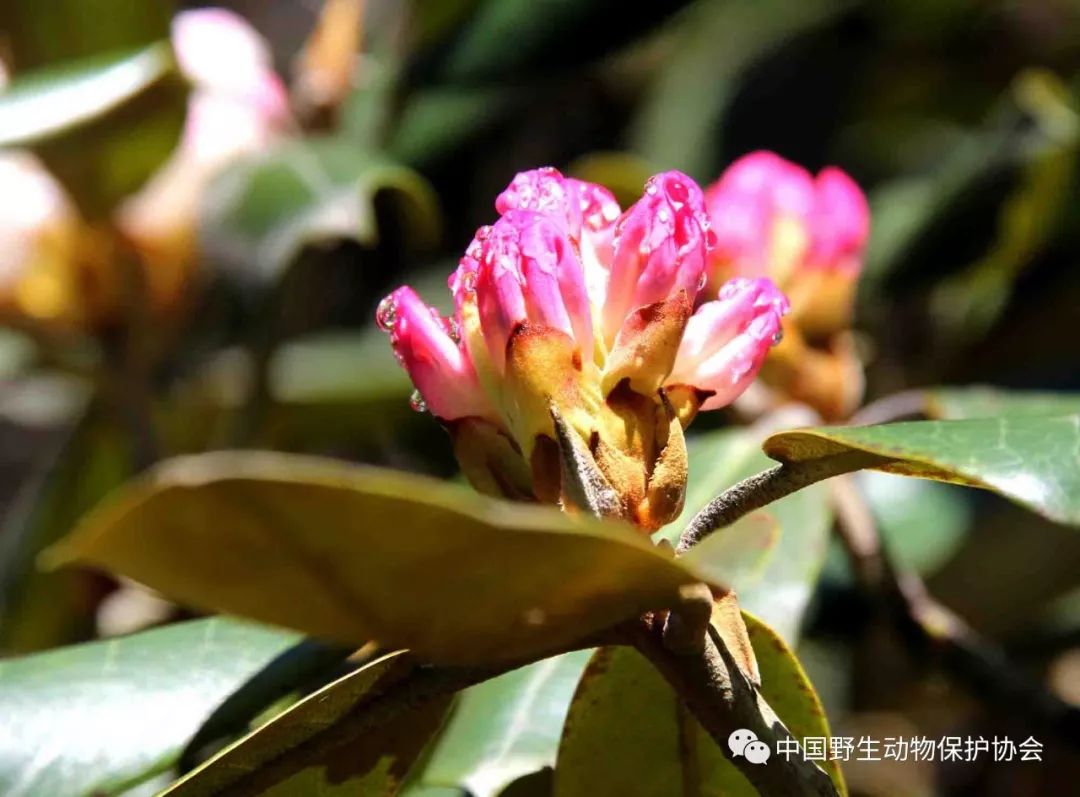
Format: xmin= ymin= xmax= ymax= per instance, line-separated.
xmin=379 ymin=168 xmax=788 ymax=530
xmin=704 ymin=152 xmax=870 ymax=419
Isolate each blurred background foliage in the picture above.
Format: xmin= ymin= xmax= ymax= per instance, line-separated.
xmin=1 ymin=1 xmax=1080 ymax=795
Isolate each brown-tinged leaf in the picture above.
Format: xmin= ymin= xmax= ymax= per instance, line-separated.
xmin=45 ymin=452 xmax=707 ymax=665
xmin=712 ymin=591 xmax=759 ymax=686
xmin=553 ymin=612 xmax=845 ymax=797
xmin=161 ymin=651 xmax=448 ymax=796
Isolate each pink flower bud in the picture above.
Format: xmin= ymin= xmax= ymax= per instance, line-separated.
xmin=453 ymin=210 xmax=593 ymax=371
xmin=377 ymin=286 xmax=491 ymax=422
xmin=495 ymin=167 xmax=620 ymax=315
xmin=668 ymin=277 xmax=789 ymax=410
xmin=705 ymin=151 xmax=869 ymax=281
xmin=604 ymin=171 xmax=712 ymax=345
xmin=495 ymin=167 xmax=621 ymax=245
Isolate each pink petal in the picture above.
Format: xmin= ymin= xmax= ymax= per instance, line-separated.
xmin=378 ymin=286 xmax=490 ymax=421
xmin=605 ymin=171 xmax=711 ymax=344
xmin=466 ymin=211 xmax=593 ymax=371
xmin=667 ymin=277 xmax=789 ymax=410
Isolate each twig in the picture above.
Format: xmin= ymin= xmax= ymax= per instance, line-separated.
xmin=676 ymin=451 xmax=887 ymax=554
xmin=830 ymin=477 xmax=1080 ymax=745
xmin=634 ymin=615 xmax=840 ymax=797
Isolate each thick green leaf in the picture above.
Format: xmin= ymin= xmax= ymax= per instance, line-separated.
xmin=0 ymin=43 xmax=186 ymax=216
xmin=0 ymin=0 xmax=172 ymax=70
xmin=665 ymin=418 xmax=833 ymax=643
xmin=553 ymin=612 xmax=845 ymax=796
xmin=764 ymin=416 xmax=1080 ymax=526
xmin=46 ymin=452 xmax=707 ymax=665
xmin=201 ymin=138 xmax=440 ymax=284
xmin=161 ymin=651 xmax=450 ymax=796
xmin=926 ymin=387 xmax=1080 ymax=420
xmin=413 ymin=651 xmax=592 ymax=796
xmin=0 ymin=618 xmax=299 ymax=797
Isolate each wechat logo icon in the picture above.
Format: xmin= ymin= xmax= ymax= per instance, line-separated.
xmin=728 ymin=729 xmax=771 ymax=765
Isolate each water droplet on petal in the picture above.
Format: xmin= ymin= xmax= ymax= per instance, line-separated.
xmin=772 ymin=327 xmax=784 ymax=346
xmin=409 ymin=389 xmax=427 ymax=413
xmin=448 ymin=317 xmax=462 ymax=344
xmin=645 ymin=180 xmax=659 ymax=196
xmin=375 ymin=295 xmax=397 ymax=332
xmin=697 ymin=272 xmax=708 ymax=291
xmin=666 ymin=179 xmax=689 ymax=206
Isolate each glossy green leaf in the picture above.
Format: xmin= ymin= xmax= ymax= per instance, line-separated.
xmin=0 ymin=618 xmax=299 ymax=797
xmin=666 ymin=419 xmax=833 ymax=643
xmin=201 ymin=138 xmax=440 ymax=284
xmin=553 ymin=612 xmax=845 ymax=797
xmin=926 ymin=387 xmax=1080 ymax=420
xmin=0 ymin=43 xmax=186 ymax=216
xmin=413 ymin=651 xmax=592 ymax=796
xmin=764 ymin=416 xmax=1080 ymax=526
xmin=162 ymin=651 xmax=450 ymax=796
xmin=46 ymin=452 xmax=707 ymax=665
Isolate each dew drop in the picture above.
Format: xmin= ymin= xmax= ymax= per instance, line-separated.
xmin=772 ymin=327 xmax=784 ymax=346
xmin=666 ymin=179 xmax=689 ymax=205
xmin=375 ymin=295 xmax=397 ymax=332
xmin=448 ymin=317 xmax=462 ymax=344
xmin=645 ymin=180 xmax=659 ymax=196
xmin=697 ymin=272 xmax=708 ymax=291
xmin=409 ymin=390 xmax=427 ymax=413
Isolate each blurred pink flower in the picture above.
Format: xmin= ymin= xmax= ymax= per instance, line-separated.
xmin=705 ymin=151 xmax=869 ymax=284
xmin=116 ymin=7 xmax=292 ymax=314
xmin=170 ymin=7 xmax=291 ymax=164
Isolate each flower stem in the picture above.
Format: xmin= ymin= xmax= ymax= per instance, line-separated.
xmin=634 ymin=615 xmax=840 ymax=797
